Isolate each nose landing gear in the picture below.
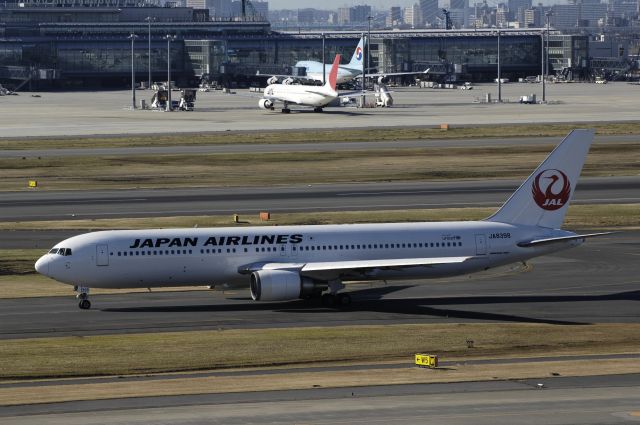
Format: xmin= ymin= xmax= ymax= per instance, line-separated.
xmin=74 ymin=285 xmax=92 ymax=310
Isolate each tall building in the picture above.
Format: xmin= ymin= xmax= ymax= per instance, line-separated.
xmin=508 ymin=0 xmax=532 ymax=23
xmin=524 ymin=6 xmax=543 ymax=27
xmin=450 ymin=0 xmax=467 ymax=8
xmin=186 ymin=0 xmax=208 ymax=9
xmin=420 ymin=0 xmax=440 ymax=26
xmin=351 ymin=5 xmax=372 ymax=22
xmin=338 ymin=7 xmax=351 ymax=24
xmin=404 ymin=3 xmax=422 ymax=27
xmin=449 ymin=0 xmax=469 ymax=27
xmin=337 ymin=4 xmax=372 ymax=24
xmin=387 ymin=6 xmax=402 ymax=27
xmin=551 ymin=2 xmax=608 ymax=27
xmin=496 ymin=3 xmax=509 ymax=27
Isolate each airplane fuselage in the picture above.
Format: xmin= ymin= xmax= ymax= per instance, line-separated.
xmin=36 ymin=221 xmax=579 ymax=290
xmin=263 ymin=83 xmax=337 ymax=107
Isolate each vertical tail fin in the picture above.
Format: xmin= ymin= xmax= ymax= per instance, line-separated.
xmin=324 ymin=54 xmax=341 ymax=91
xmin=348 ymin=37 xmax=365 ymax=67
xmin=486 ymin=129 xmax=595 ymax=229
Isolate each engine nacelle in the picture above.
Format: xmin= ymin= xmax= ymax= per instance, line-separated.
xmin=377 ymin=76 xmax=389 ymax=84
xmin=282 ymin=77 xmax=295 ymax=85
xmin=250 ymin=269 xmax=326 ymax=301
xmin=267 ymin=76 xmax=279 ymax=85
xmin=259 ymin=99 xmax=274 ymax=110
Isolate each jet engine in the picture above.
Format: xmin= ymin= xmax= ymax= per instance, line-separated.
xmin=377 ymin=76 xmax=389 ymax=84
xmin=250 ymin=270 xmax=326 ymax=301
xmin=282 ymin=77 xmax=295 ymax=85
xmin=267 ymin=76 xmax=279 ymax=85
xmin=258 ymin=99 xmax=274 ymax=110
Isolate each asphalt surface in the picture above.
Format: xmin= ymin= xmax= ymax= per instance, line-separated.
xmin=0 ymin=176 xmax=637 ymax=225
xmin=2 ymin=374 xmax=640 ymax=424
xmin=1 ymin=232 xmax=637 ymax=339
xmin=2 ymin=134 xmax=638 ymax=158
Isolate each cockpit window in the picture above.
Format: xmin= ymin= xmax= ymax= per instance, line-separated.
xmin=50 ymin=248 xmax=72 ymax=256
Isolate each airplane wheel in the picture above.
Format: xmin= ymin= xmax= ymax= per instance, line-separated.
xmin=281 ymin=108 xmax=290 ymax=114
xmin=313 ymin=107 xmax=323 ymax=113
xmin=336 ymin=293 xmax=352 ymax=307
xmin=79 ymin=299 xmax=91 ymax=310
xmin=321 ymin=293 xmax=335 ymax=307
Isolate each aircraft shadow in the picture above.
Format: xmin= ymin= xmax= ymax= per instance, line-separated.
xmin=101 ymin=286 xmax=640 ymax=326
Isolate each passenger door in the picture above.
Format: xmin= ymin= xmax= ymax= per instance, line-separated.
xmin=96 ymin=244 xmax=109 ymax=266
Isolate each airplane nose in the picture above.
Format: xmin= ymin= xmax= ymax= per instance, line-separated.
xmin=35 ymin=256 xmax=49 ymax=276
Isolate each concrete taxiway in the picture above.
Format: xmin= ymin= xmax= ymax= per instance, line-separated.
xmin=0 ymin=176 xmax=637 ymax=224
xmin=2 ymin=374 xmax=640 ymax=424
xmin=1 ymin=232 xmax=637 ymax=339
xmin=1 ymin=83 xmax=639 ymax=138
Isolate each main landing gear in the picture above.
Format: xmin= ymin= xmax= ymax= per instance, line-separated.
xmin=75 ymin=285 xmax=91 ymax=310
xmin=320 ymin=280 xmax=351 ymax=307
xmin=313 ymin=107 xmax=324 ymax=113
xmin=281 ymin=102 xmax=291 ymax=113
xmin=321 ymin=292 xmax=352 ymax=307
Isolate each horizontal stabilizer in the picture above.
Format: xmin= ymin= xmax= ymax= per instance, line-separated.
xmin=517 ymin=232 xmax=614 ymax=247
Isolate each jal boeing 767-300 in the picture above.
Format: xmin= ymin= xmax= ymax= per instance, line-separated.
xmin=36 ymin=129 xmax=609 ymax=309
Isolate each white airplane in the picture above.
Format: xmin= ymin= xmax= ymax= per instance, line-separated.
xmin=35 ymin=130 xmax=610 ymax=310
xmin=259 ymin=54 xmax=345 ymax=113
xmin=262 ymin=37 xmax=430 ymax=85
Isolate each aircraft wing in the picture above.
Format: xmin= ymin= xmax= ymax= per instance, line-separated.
xmin=255 ymin=72 xmax=320 ymax=84
xmin=517 ymin=232 xmax=614 ymax=247
xmin=239 ymin=256 xmax=471 ymax=280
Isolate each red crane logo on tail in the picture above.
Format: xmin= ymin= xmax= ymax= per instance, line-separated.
xmin=532 ymin=169 xmax=571 ymax=211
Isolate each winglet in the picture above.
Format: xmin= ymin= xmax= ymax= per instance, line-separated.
xmin=325 ymin=54 xmax=341 ymax=91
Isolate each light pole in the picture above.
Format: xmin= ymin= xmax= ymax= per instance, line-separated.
xmin=497 ymin=30 xmax=501 ymax=102
xmin=545 ymin=11 xmax=552 ymax=75
xmin=362 ymin=32 xmax=366 ymax=93
xmin=367 ymin=15 xmax=372 ymax=80
xmin=145 ymin=16 xmax=155 ymax=89
xmin=129 ymin=33 xmax=138 ymax=110
xmin=322 ymin=32 xmax=325 ymax=85
xmin=541 ymin=29 xmax=545 ymax=102
xmin=165 ymin=34 xmax=176 ymax=112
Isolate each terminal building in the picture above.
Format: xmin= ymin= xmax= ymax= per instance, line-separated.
xmin=0 ymin=1 xmax=589 ymax=89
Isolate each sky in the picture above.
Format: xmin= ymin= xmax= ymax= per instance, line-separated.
xmin=267 ymin=0 xmax=559 ymax=10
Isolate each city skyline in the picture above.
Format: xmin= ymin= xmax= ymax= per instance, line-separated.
xmin=268 ymin=0 xmax=560 ymax=10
